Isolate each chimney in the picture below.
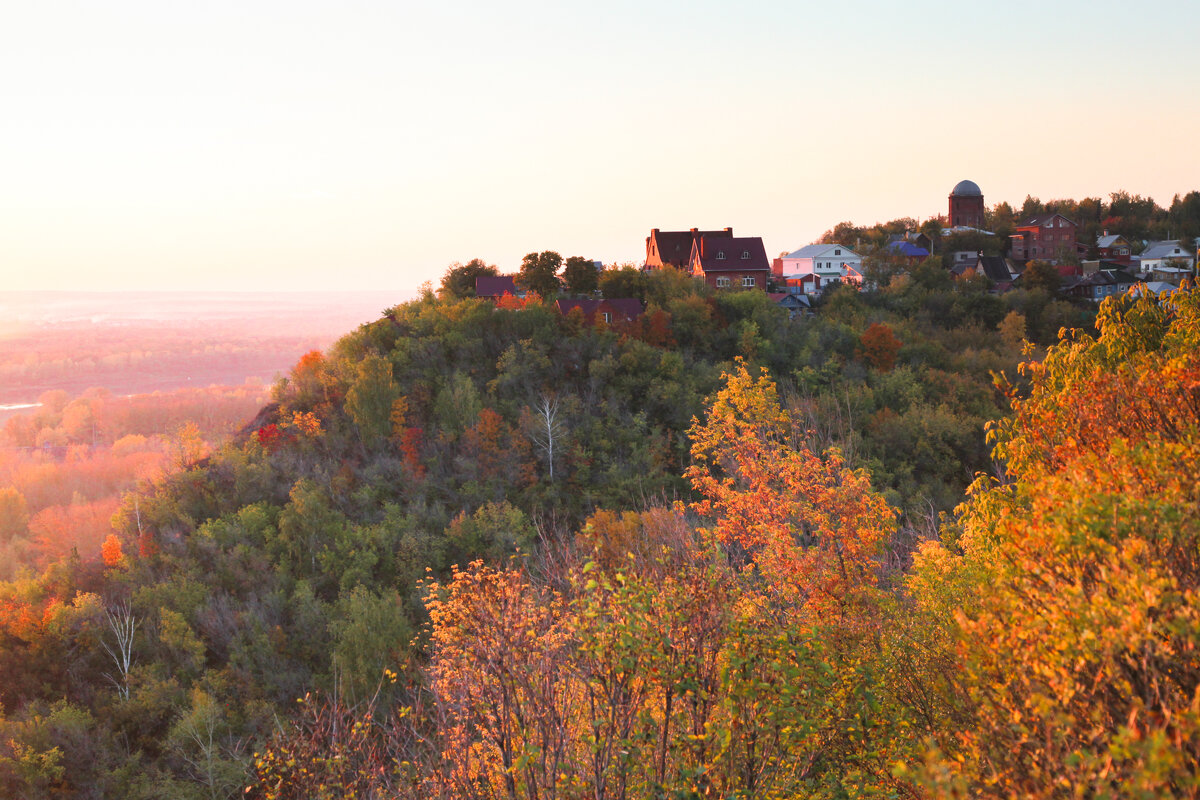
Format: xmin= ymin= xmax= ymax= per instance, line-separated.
xmin=724 ymin=227 xmax=733 ymax=234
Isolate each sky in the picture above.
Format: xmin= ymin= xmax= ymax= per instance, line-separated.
xmin=2 ymin=0 xmax=1198 ymax=294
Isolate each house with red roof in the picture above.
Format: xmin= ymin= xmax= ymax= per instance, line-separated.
xmin=688 ymin=234 xmax=771 ymax=290
xmin=475 ymin=275 xmax=522 ymax=299
xmin=555 ymin=298 xmax=644 ymax=324
xmin=645 ymin=227 xmax=733 ymax=271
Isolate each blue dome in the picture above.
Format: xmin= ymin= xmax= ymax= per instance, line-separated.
xmin=951 ymin=179 xmax=982 ymax=197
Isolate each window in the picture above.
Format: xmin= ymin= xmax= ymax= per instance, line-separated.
xmin=601 ymin=312 xmax=612 ymax=323
xmin=741 ymin=276 xmax=756 ymax=287
xmin=716 ymin=276 xmax=730 ymax=287
xmin=716 ymin=251 xmax=726 ymax=260
xmin=741 ymin=250 xmax=750 ymax=259
xmin=834 ymin=249 xmax=841 ymax=255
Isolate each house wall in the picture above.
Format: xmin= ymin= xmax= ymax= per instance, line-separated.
xmin=1145 ymin=257 xmax=1195 ymax=273
xmin=780 ymin=248 xmax=861 ymax=277
xmin=781 ymin=256 xmax=815 ymax=275
xmin=702 ymin=270 xmax=769 ymax=290
xmin=1014 ymin=217 xmax=1077 ymax=261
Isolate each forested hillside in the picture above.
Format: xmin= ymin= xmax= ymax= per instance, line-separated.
xmin=5 ymin=265 xmax=1195 ymax=798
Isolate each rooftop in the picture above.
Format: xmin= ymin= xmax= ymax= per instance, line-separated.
xmin=951 ymin=179 xmax=982 ymax=197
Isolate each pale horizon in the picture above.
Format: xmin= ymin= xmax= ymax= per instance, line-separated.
xmin=3 ymin=0 xmax=1198 ymax=293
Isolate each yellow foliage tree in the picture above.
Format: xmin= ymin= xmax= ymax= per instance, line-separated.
xmin=915 ymin=287 xmax=1200 ymax=796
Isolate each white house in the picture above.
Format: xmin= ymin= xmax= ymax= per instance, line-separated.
xmin=950 ymin=250 xmax=978 ymax=267
xmin=778 ymin=244 xmax=863 ymax=285
xmin=1139 ymin=240 xmax=1195 ymax=283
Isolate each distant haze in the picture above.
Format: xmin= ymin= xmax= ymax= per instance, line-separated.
xmin=2 ymin=0 xmax=1197 ymax=293
xmin=0 ymin=291 xmax=397 ymax=407
xmin=0 ymin=291 xmax=405 ymax=328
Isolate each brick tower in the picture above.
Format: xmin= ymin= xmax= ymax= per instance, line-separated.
xmin=948 ymin=179 xmax=985 ymax=228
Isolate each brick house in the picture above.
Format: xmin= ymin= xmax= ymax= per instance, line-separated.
xmin=689 ymin=235 xmax=771 ymax=289
xmin=645 ymin=227 xmax=733 ymax=271
xmin=1010 ymin=213 xmax=1078 ymax=262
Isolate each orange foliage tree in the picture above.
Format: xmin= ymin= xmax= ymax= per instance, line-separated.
xmin=856 ymin=322 xmax=901 ymax=372
xmin=100 ymin=533 xmax=124 ymax=567
xmin=685 ymin=359 xmax=895 ymax=619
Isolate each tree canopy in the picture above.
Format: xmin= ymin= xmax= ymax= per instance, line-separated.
xmin=516 ymin=251 xmax=564 ymax=298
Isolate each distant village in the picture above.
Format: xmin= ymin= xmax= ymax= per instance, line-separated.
xmin=472 ymin=180 xmax=1198 ymax=321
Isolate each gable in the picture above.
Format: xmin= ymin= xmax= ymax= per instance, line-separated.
xmin=695 ymin=236 xmax=771 ymax=271
xmin=1020 ymin=213 xmax=1076 ymax=230
xmin=648 ymin=228 xmax=733 ymax=267
xmin=786 ymin=243 xmax=858 ymax=260
xmin=1141 ymin=241 xmax=1192 ymax=260
xmin=978 ymin=256 xmax=1013 ymax=283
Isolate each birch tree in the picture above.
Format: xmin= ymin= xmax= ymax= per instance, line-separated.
xmin=527 ymin=393 xmax=565 ymax=482
xmin=102 ymin=600 xmax=138 ymax=699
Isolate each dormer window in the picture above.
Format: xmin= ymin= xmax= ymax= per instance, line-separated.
xmin=741 ymin=250 xmax=750 ymax=259
xmin=716 ymin=251 xmax=725 ymax=260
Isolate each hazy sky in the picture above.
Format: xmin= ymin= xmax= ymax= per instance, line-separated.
xmin=2 ymin=0 xmax=1198 ymax=293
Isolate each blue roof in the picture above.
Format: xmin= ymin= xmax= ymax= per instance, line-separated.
xmin=888 ymin=241 xmax=930 ymax=258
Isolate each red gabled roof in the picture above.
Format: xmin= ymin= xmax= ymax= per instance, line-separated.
xmin=476 ymin=275 xmax=519 ymax=297
xmin=647 ymin=228 xmax=733 ymax=268
xmin=691 ymin=236 xmax=771 ymax=272
xmin=1017 ymin=212 xmax=1077 ymax=230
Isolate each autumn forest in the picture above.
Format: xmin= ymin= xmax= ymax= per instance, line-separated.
xmin=1 ymin=267 xmax=1197 ymax=799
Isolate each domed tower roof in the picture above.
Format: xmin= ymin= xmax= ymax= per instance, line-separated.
xmin=951 ymin=179 xmax=982 ymax=197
